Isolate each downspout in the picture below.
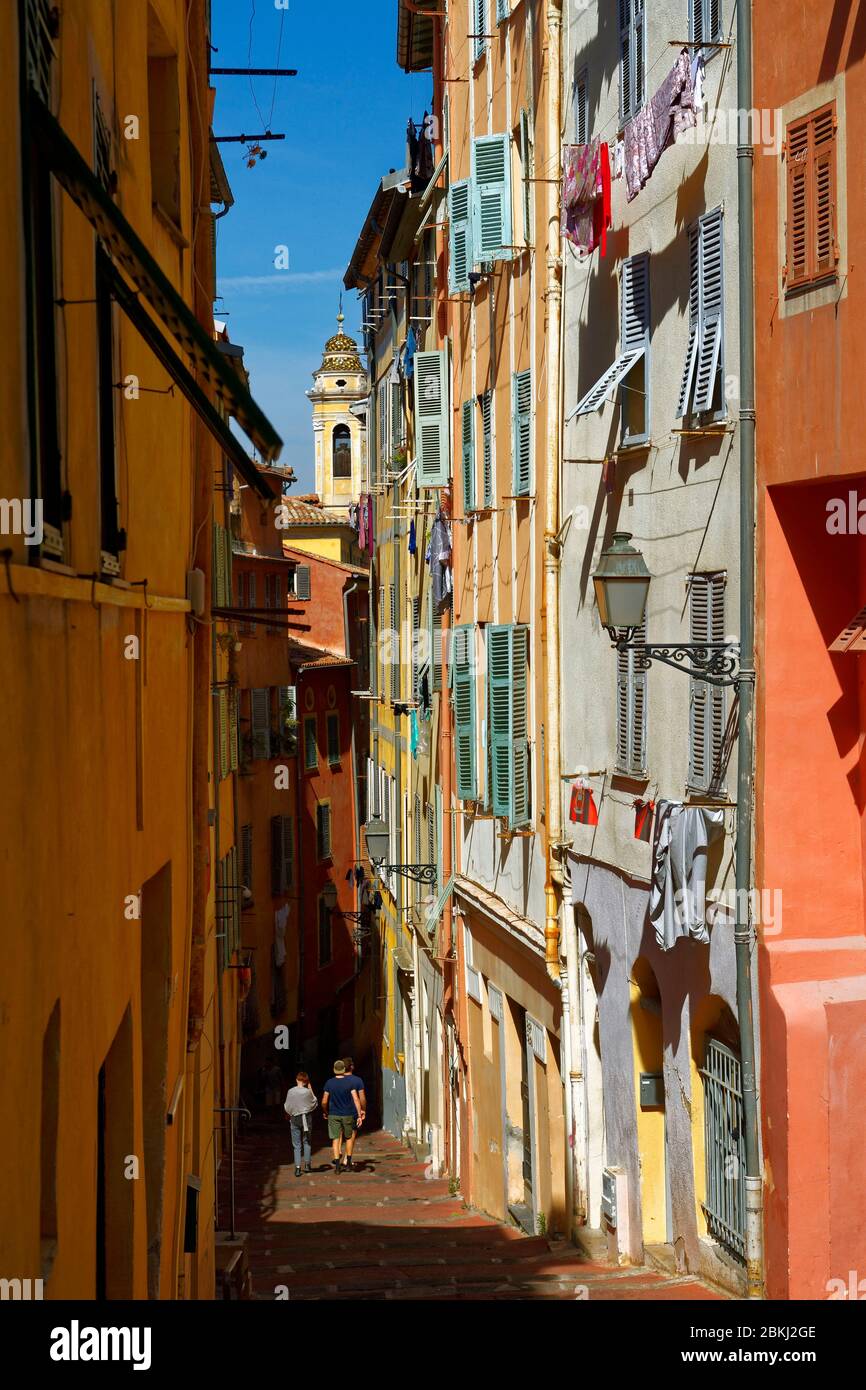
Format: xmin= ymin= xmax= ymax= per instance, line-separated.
xmin=342 ymin=579 xmax=362 ymax=959
xmin=735 ymin=0 xmax=763 ymax=1300
xmin=543 ymin=0 xmax=565 ymax=990
xmin=294 ymin=676 xmax=305 ymax=1040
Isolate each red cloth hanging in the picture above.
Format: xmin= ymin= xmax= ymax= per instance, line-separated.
xmin=570 ymin=781 xmax=599 ymax=825
xmin=592 ymin=143 xmax=612 ymax=259
xmin=634 ymin=799 xmax=655 ymax=842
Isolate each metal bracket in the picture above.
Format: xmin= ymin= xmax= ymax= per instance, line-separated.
xmin=612 ymin=635 xmax=741 ymax=687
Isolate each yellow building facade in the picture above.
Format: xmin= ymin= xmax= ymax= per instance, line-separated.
xmin=0 ymin=0 xmax=280 ymax=1298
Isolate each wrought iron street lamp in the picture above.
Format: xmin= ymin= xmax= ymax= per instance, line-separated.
xmin=364 ymin=817 xmax=438 ymax=886
xmin=593 ymin=532 xmax=741 ymax=687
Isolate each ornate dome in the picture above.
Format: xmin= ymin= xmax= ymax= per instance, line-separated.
xmin=317 ymin=312 xmax=363 ymax=374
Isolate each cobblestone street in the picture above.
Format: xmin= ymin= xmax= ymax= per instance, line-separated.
xmin=227 ymin=1122 xmax=725 ymax=1302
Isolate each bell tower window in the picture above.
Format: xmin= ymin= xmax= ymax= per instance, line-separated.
xmin=333 ymin=424 xmax=352 ymax=479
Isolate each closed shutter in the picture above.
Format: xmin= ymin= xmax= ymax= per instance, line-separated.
xmin=472 ymin=133 xmax=512 ymax=262
xmin=251 ymin=687 xmax=271 ymax=760
xmin=378 ymin=382 xmax=388 ymax=480
xmin=427 ymin=803 xmax=435 ymax=869
xmin=448 ymin=180 xmax=473 ymax=293
xmin=511 ymin=626 xmax=530 ymax=827
xmin=569 ymin=255 xmax=649 ymax=420
xmin=414 ymin=349 xmax=451 ymax=487
xmin=690 ymin=0 xmax=723 ymax=49
xmin=212 ymin=523 xmax=223 ymax=607
xmin=217 ymin=689 xmax=228 ymax=780
xmin=693 ymin=208 xmax=724 ymax=414
xmin=619 ymin=0 xmax=645 ymax=124
xmin=429 ymin=588 xmax=443 ymax=693
xmin=246 ymin=573 xmax=256 ymax=635
xmin=616 ymin=619 xmax=647 ymax=776
xmin=786 ymin=117 xmax=810 ymax=287
xmin=512 ymin=369 xmax=532 ymax=496
xmin=229 ymin=689 xmax=239 ymax=772
xmin=488 ymin=626 xmax=512 ymax=820
xmin=317 ymin=804 xmax=332 ymax=860
xmin=688 ymin=574 xmax=726 ymax=793
xmin=295 ymin=565 xmax=311 ymax=601
xmin=482 ymin=390 xmax=493 ymax=506
xmin=391 ymin=377 xmax=403 ymax=447
xmin=574 ymin=68 xmax=589 ymax=145
xmin=241 ymin=824 xmax=253 ymax=894
xmin=327 ymin=712 xmax=340 ymax=764
xmin=453 ymin=625 xmax=477 ymax=800
xmin=282 ymin=816 xmax=293 ymax=891
xmin=25 ymin=0 xmax=57 ymax=104
xmin=461 ymin=399 xmax=476 ymax=513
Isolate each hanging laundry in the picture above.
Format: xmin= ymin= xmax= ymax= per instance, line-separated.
xmin=648 ymin=801 xmax=725 ymax=951
xmin=428 ymin=512 xmax=453 ymax=608
xmin=612 ymin=137 xmax=625 ymax=181
xmin=410 ymin=709 xmax=419 ymax=759
xmin=691 ymin=54 xmax=706 ymax=113
xmin=562 ymin=140 xmax=611 ymax=257
xmin=419 ymin=669 xmax=431 ymax=715
xmin=634 ymin=799 xmax=655 ymax=842
xmin=408 ymin=519 xmax=417 ymax=555
xmin=389 ymin=356 xmax=401 ymax=385
xmin=358 ymin=493 xmax=368 ymax=551
xmin=354 ymin=865 xmax=366 ymax=887
xmin=372 ymin=890 xmax=384 ymax=912
xmin=348 ymin=502 xmax=360 ymax=533
xmin=569 ymin=780 xmax=599 ymax=825
xmin=405 ymin=326 xmax=417 ymax=380
xmin=624 ymin=48 xmax=698 ymax=203
xmin=415 ymin=112 xmax=435 ymax=184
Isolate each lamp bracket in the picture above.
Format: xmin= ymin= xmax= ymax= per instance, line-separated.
xmin=376 ymin=863 xmax=439 ymax=886
xmin=612 ymin=635 xmax=741 ymax=687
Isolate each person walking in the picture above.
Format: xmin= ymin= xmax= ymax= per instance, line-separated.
xmin=283 ymin=1071 xmax=318 ymax=1176
xmin=321 ymin=1059 xmax=365 ymax=1173
xmin=342 ymin=1057 xmax=367 ymax=1132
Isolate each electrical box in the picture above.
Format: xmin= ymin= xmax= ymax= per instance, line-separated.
xmin=640 ymin=1072 xmax=665 ymax=1108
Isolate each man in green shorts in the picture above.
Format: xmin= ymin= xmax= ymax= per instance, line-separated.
xmin=321 ymin=1059 xmax=364 ymax=1173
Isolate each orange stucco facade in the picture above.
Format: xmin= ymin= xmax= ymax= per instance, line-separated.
xmin=754 ymin=1 xmax=866 ymax=1299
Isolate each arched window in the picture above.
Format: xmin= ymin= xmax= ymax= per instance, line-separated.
xmin=332 ymin=424 xmax=352 ymax=479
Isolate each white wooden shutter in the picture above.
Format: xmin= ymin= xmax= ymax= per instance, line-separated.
xmin=414 ymin=349 xmax=451 ymax=487
xmin=688 ymin=574 xmax=726 ymax=793
xmin=569 ymin=257 xmax=648 ymax=419
xmin=449 ymin=180 xmax=473 ymax=293
xmin=472 ymin=134 xmax=512 ymax=263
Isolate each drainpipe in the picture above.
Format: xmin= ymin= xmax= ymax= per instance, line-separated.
xmin=734 ymin=0 xmax=763 ymax=1300
xmin=342 ymin=578 xmax=362 ymax=943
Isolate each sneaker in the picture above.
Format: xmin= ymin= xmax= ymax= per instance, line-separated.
xmin=295 ymin=1166 xmax=302 ymax=1177
xmin=342 ymin=1159 xmax=354 ymax=1172
xmin=333 ymin=1158 xmax=341 ymax=1174
xmin=304 ymin=1163 xmax=312 ymax=1174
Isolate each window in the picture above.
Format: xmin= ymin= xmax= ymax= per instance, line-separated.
xmin=473 ymin=0 xmax=488 ymax=62
xmin=277 ymin=685 xmax=297 ymax=755
xmin=245 ymin=573 xmax=256 ymax=635
xmin=316 ymin=803 xmax=332 ymax=861
xmin=616 ymin=619 xmax=648 ymax=776
xmin=270 ymin=815 xmax=293 ymax=894
xmin=454 ymin=626 xmax=478 ymax=800
xmin=414 ymin=350 xmax=451 ymax=486
xmin=574 ymin=67 xmax=589 ymax=144
xmin=461 ymin=399 xmax=476 ymax=513
xmin=23 ymin=0 xmax=63 ymax=558
xmin=512 ymin=370 xmax=532 ymax=495
xmin=251 ymin=688 xmax=272 ymax=761
xmin=96 ymin=248 xmax=122 ymax=570
xmin=241 ymin=824 xmax=253 ymax=898
xmin=481 ymin=390 xmax=493 ymax=507
xmin=471 ymin=134 xmax=512 ymax=263
xmin=216 ymin=689 xmax=229 ymax=780
xmin=146 ymin=8 xmax=181 ymax=226
xmin=212 ymin=523 xmax=232 ymax=608
xmin=689 ymin=0 xmax=723 ymax=55
xmin=332 ymin=424 xmax=352 ymax=478
xmin=688 ymin=574 xmax=727 ymax=795
xmin=700 ymin=1038 xmax=745 ymax=1260
xmin=318 ymin=895 xmax=333 ymax=967
xmin=389 ymin=583 xmax=400 ymax=700
xmin=488 ymin=625 xmax=530 ymax=828
xmin=784 ymin=103 xmax=838 ymax=292
xmin=518 ymin=109 xmax=534 ymax=246
xmin=569 ymin=254 xmax=650 ymax=438
xmin=289 ymin=565 xmax=311 ymax=601
xmin=449 ymin=181 xmax=473 ymax=293
xmin=678 ymin=207 xmax=724 ymax=419
xmin=304 ymin=715 xmax=318 ymax=771
xmin=326 ymin=712 xmax=340 ymax=765
xmin=216 ymin=846 xmax=241 ymax=970
xmin=618 ymin=0 xmax=646 ymax=126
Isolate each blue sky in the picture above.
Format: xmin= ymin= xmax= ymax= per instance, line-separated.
xmin=212 ymin=0 xmax=427 ymax=490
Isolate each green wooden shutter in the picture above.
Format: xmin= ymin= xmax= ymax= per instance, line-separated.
xmin=512 ymin=369 xmax=532 ymax=496
xmin=496 ymin=0 xmax=509 ymax=22
xmin=473 ymin=0 xmax=487 ymax=60
xmin=693 ymin=207 xmax=724 ymax=414
xmin=472 ymin=134 xmax=512 ymax=263
xmin=218 ymin=689 xmax=228 ymax=780
xmin=488 ymin=626 xmax=512 ymax=818
xmin=511 ymin=626 xmax=529 ymax=827
xmin=212 ymin=523 xmax=222 ymax=607
xmin=251 ymin=688 xmax=271 ymax=760
xmin=229 ymin=689 xmax=239 ymax=772
xmin=317 ymin=804 xmax=332 ymax=860
xmin=482 ymin=390 xmax=493 ymax=506
xmin=448 ymin=181 xmax=473 ymax=293
xmin=295 ymin=565 xmax=311 ymax=601
xmin=414 ymin=349 xmax=450 ymax=486
xmin=461 ymin=399 xmax=476 ymax=513
xmin=453 ymin=625 xmax=477 ymax=800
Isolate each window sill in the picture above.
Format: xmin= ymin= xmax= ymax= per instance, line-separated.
xmin=153 ymin=202 xmax=189 ymax=248
xmin=784 ymin=272 xmax=838 ymax=299
xmin=616 ymin=440 xmax=652 ymax=458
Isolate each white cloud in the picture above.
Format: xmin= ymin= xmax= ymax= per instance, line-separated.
xmin=218 ymin=268 xmax=344 ymax=292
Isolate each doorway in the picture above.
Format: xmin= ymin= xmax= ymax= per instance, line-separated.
xmin=96 ymin=1006 xmax=134 ymax=1299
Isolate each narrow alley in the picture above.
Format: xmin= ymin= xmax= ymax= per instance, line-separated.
xmin=225 ymin=1124 xmax=723 ymax=1303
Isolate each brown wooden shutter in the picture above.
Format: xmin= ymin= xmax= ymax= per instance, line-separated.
xmin=785 ymin=115 xmax=810 ymax=289
xmin=786 ymin=103 xmax=837 ymax=290
xmin=812 ymin=103 xmax=837 ymax=280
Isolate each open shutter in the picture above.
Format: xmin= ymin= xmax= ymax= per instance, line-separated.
xmin=569 ymin=258 xmax=648 ymax=420
xmin=473 ymin=0 xmax=487 ymax=61
xmin=319 ymin=805 xmax=332 ymax=860
xmin=271 ymin=815 xmax=283 ymax=896
xmin=412 ymin=596 xmax=421 ymax=700
xmin=689 ymin=0 xmax=704 ymax=48
xmin=461 ymin=399 xmax=476 ymax=512
xmin=785 ymin=117 xmax=810 ymax=287
xmin=511 ymin=626 xmax=530 ymax=827
xmin=813 ymin=105 xmax=837 ymax=280
xmin=429 ymin=588 xmax=443 ymax=692
xmin=251 ymin=687 xmax=271 ymax=760
xmin=453 ymin=625 xmax=477 ymax=800
xmin=241 ymin=824 xmax=253 ymax=894
xmin=496 ymin=0 xmax=509 ymax=20
xmin=634 ymin=0 xmax=646 ymax=112
xmin=389 ymin=584 xmax=399 ymax=699
xmin=688 ymin=575 xmax=726 ymax=792
xmin=448 ymin=181 xmax=473 ymax=293
xmin=512 ymin=370 xmax=532 ymax=496
xmin=391 ymin=377 xmax=403 ymax=447
xmin=708 ymin=576 xmax=727 ymax=794
xmin=229 ymin=689 xmax=239 ymax=772
xmin=519 ymin=108 xmax=533 ymax=245
xmin=693 ymin=208 xmax=724 ymax=414
xmin=574 ymin=68 xmax=589 ymax=145
xmin=472 ymin=134 xmax=512 ymax=263
xmin=414 ymin=349 xmax=450 ymax=486
xmin=488 ymin=626 xmax=513 ymax=819
xmin=481 ymin=390 xmax=493 ymax=505
xmin=677 ymin=226 xmax=701 ymax=417
xmin=217 ymin=689 xmax=228 ymax=780
xmin=616 ymin=644 xmax=630 ymax=772
xmin=630 ymin=620 xmax=648 ymax=775
xmin=295 ymin=565 xmax=311 ymax=601
xmin=618 ymin=0 xmax=632 ymax=125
